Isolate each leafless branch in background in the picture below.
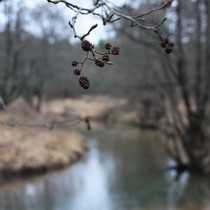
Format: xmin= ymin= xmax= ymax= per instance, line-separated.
xmin=47 ymin=0 xmax=173 ymax=39
xmin=47 ymin=0 xmax=173 ymax=89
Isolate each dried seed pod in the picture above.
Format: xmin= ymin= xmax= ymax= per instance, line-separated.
xmin=105 ymin=43 xmax=112 ymax=50
xmin=163 ymin=37 xmax=169 ymax=44
xmin=95 ymin=59 xmax=105 ymax=67
xmin=79 ymin=76 xmax=90 ymax=89
xmin=74 ymin=69 xmax=81 ymax=76
xmin=81 ymin=40 xmax=93 ymax=52
xmin=71 ymin=61 xmax=78 ymax=67
xmin=168 ymin=42 xmax=174 ymax=48
xmin=111 ymin=46 xmax=120 ymax=55
xmin=102 ymin=54 xmax=110 ymax=62
xmin=165 ymin=46 xmax=173 ymax=54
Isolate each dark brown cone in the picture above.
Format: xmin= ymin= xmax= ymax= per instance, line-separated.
xmin=81 ymin=40 xmax=93 ymax=52
xmin=163 ymin=37 xmax=169 ymax=44
xmin=79 ymin=76 xmax=90 ymax=89
xmin=111 ymin=46 xmax=120 ymax=55
xmin=105 ymin=43 xmax=112 ymax=50
xmin=95 ymin=59 xmax=105 ymax=67
xmin=74 ymin=69 xmax=81 ymax=76
xmin=102 ymin=54 xmax=110 ymax=62
xmin=165 ymin=46 xmax=173 ymax=54
xmin=168 ymin=42 xmax=174 ymax=48
xmin=72 ymin=61 xmax=78 ymax=67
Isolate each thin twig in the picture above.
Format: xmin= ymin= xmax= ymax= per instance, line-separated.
xmin=81 ymin=24 xmax=98 ymax=40
xmin=134 ymin=0 xmax=174 ymax=19
xmin=48 ymin=0 xmax=172 ymax=32
xmin=69 ymin=8 xmax=82 ymax=39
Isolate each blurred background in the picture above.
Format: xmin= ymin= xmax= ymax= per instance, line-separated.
xmin=1 ymin=0 xmax=210 ymax=210
xmin=0 ymin=0 xmax=166 ymax=116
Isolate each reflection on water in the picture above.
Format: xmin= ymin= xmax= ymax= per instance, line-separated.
xmin=166 ymin=171 xmax=189 ymax=210
xmin=69 ymin=140 xmax=114 ymax=210
xmin=1 ymin=129 xmax=210 ymax=210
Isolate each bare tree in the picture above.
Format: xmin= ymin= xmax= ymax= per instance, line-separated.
xmin=0 ymin=0 xmax=25 ymax=106
xmin=47 ymin=0 xmax=210 ymax=175
xmin=168 ymin=0 xmax=210 ymax=174
xmin=22 ymin=2 xmax=69 ymax=111
xmin=113 ymin=0 xmax=210 ymax=174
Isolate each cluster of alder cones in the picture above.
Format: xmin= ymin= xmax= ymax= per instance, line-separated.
xmin=72 ymin=37 xmax=174 ymax=89
xmin=160 ymin=37 xmax=174 ymax=54
xmin=72 ymin=40 xmax=120 ymax=89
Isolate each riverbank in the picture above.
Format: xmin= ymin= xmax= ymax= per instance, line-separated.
xmin=0 ymin=96 xmax=88 ymax=178
xmin=0 ymin=125 xmax=87 ymax=178
xmin=42 ymin=95 xmax=140 ymax=126
xmin=0 ymin=95 xmax=139 ymax=178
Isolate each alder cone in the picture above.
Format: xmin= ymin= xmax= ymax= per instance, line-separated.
xmin=79 ymin=76 xmax=90 ymax=89
xmin=95 ymin=59 xmax=105 ymax=67
xmin=168 ymin=42 xmax=174 ymax=47
xmin=163 ymin=37 xmax=169 ymax=44
xmin=165 ymin=46 xmax=173 ymax=54
xmin=112 ymin=46 xmax=120 ymax=55
xmin=74 ymin=69 xmax=81 ymax=76
xmin=105 ymin=43 xmax=112 ymax=50
xmin=102 ymin=54 xmax=110 ymax=62
xmin=72 ymin=61 xmax=78 ymax=67
xmin=82 ymin=40 xmax=93 ymax=52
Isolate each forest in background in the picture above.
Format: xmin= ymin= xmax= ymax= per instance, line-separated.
xmin=1 ymin=0 xmax=210 ymax=174
xmin=0 ymin=0 xmax=164 ymax=111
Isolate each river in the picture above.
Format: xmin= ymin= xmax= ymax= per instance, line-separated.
xmin=0 ymin=128 xmax=210 ymax=210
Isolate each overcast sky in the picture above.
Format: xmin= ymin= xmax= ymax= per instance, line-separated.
xmin=24 ymin=0 xmax=135 ymax=44
xmin=0 ymin=0 xmax=139 ymax=44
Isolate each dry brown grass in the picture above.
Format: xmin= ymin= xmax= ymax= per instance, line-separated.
xmin=0 ymin=94 xmax=137 ymax=177
xmin=0 ymin=125 xmax=86 ymax=176
xmin=42 ymin=95 xmax=127 ymax=118
xmin=42 ymin=95 xmax=139 ymax=126
xmin=0 ymin=97 xmax=88 ymax=176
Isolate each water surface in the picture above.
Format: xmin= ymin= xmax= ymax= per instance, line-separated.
xmin=1 ymin=128 xmax=210 ymax=210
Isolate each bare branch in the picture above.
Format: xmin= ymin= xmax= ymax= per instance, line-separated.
xmin=47 ymin=0 xmax=173 ymax=33
xmin=68 ymin=8 xmax=82 ymax=39
xmin=134 ymin=0 xmax=173 ymax=19
xmin=81 ymin=24 xmax=98 ymax=40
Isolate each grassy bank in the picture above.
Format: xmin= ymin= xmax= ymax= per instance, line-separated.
xmin=0 ymin=95 xmax=137 ymax=178
xmin=0 ymin=126 xmax=87 ymax=178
